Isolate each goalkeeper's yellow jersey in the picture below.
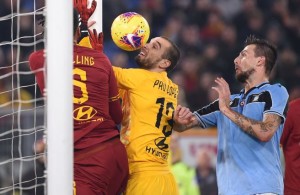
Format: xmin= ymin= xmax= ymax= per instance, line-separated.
xmin=113 ymin=67 xmax=179 ymax=174
xmin=78 ymin=37 xmax=92 ymax=48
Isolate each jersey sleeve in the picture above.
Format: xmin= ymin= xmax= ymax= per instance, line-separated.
xmin=193 ymin=100 xmax=219 ymax=128
xmin=108 ymin=65 xmax=122 ymax=124
xmin=263 ymin=84 xmax=289 ymax=121
xmin=28 ymin=50 xmax=45 ymax=95
xmin=280 ymin=100 xmax=294 ymax=148
xmin=112 ymin=66 xmax=139 ymax=90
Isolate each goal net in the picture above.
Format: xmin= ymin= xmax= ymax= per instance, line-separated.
xmin=0 ymin=1 xmax=46 ymax=195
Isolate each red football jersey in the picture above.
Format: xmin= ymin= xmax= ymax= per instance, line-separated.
xmin=280 ymin=98 xmax=300 ymax=194
xmin=28 ymin=50 xmax=45 ymax=94
xmin=29 ymin=45 xmax=122 ymax=149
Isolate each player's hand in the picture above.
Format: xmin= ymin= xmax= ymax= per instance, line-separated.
xmin=212 ymin=77 xmax=231 ymax=113
xmin=173 ymin=105 xmax=195 ymax=126
xmin=89 ymin=29 xmax=103 ymax=51
xmin=74 ymin=0 xmax=97 ymax=26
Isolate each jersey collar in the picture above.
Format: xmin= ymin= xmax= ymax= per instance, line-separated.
xmin=239 ymin=82 xmax=270 ymax=96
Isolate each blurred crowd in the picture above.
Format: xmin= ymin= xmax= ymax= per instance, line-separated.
xmin=103 ymin=0 xmax=300 ymax=110
xmin=170 ymin=132 xmax=218 ymax=195
xmin=0 ymin=0 xmax=300 ymax=111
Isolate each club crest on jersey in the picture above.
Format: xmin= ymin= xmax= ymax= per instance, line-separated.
xmin=240 ymin=100 xmax=245 ymax=106
xmin=73 ymin=106 xmax=97 ymax=121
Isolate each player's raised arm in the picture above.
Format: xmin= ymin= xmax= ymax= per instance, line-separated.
xmin=213 ymin=77 xmax=284 ymax=142
xmin=73 ymin=0 xmax=97 ymax=45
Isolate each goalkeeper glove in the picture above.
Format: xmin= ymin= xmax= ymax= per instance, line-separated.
xmin=73 ymin=0 xmax=97 ymax=42
xmin=88 ymin=29 xmax=104 ymax=52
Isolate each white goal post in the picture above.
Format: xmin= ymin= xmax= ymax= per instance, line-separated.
xmin=46 ymin=0 xmax=103 ymax=194
xmin=46 ymin=0 xmax=73 ymax=194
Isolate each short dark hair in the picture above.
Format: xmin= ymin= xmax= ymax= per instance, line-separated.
xmin=244 ymin=35 xmax=277 ymax=75
xmin=161 ymin=36 xmax=181 ymax=72
xmin=73 ymin=8 xmax=79 ymax=36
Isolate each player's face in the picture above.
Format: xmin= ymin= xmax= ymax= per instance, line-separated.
xmin=234 ymin=44 xmax=258 ymax=83
xmin=135 ymin=37 xmax=171 ymax=70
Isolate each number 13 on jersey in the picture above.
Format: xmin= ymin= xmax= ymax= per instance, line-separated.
xmin=154 ymin=97 xmax=174 ymax=152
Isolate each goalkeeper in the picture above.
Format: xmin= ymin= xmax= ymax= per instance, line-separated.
xmin=74 ymin=0 xmax=184 ymax=193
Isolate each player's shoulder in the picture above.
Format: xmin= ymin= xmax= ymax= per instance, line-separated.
xmin=113 ymin=67 xmax=146 ymax=75
xmin=167 ymin=76 xmax=178 ymax=87
xmin=289 ymin=98 xmax=300 ymax=107
xmin=29 ymin=49 xmax=44 ymax=61
xmin=75 ymin=45 xmax=111 ymax=65
xmin=160 ymin=72 xmax=178 ymax=88
xmin=262 ymin=82 xmax=288 ymax=93
xmin=74 ymin=45 xmax=99 ymax=55
xmin=28 ymin=49 xmax=45 ymax=70
xmin=270 ymin=82 xmax=287 ymax=89
xmin=259 ymin=83 xmax=289 ymax=102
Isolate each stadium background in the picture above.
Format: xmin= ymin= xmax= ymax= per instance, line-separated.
xmin=0 ymin=0 xmax=299 ymax=194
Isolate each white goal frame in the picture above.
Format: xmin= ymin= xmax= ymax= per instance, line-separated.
xmin=46 ymin=0 xmax=102 ymax=194
xmin=46 ymin=0 xmax=73 ymax=194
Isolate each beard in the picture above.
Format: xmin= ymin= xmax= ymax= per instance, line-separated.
xmin=135 ymin=55 xmax=158 ymax=70
xmin=235 ymin=68 xmax=255 ymax=83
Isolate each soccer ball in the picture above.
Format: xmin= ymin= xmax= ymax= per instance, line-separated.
xmin=111 ymin=12 xmax=150 ymax=51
